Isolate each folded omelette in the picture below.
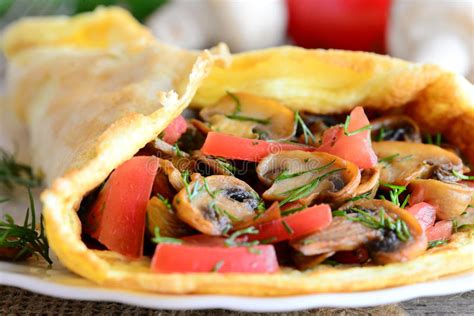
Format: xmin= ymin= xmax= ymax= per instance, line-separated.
xmin=2 ymin=8 xmax=473 ymax=295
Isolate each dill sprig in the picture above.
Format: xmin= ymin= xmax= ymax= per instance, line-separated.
xmin=212 ymin=260 xmax=225 ymax=272
xmin=278 ymin=168 xmax=345 ymax=207
xmin=378 ymin=153 xmax=400 ymax=164
xmin=428 ymin=239 xmax=448 ymax=249
xmin=156 ymin=193 xmax=172 ymax=211
xmin=452 ymin=170 xmax=474 ymax=181
xmin=0 ymin=188 xmax=51 ymax=264
xmin=341 ymin=208 xmax=411 ymax=242
xmin=345 ymin=192 xmax=372 ymax=203
xmin=215 ymin=158 xmax=236 ymax=174
xmin=224 ymin=227 xmax=259 ymax=247
xmin=210 ymin=200 xmax=241 ymax=223
xmin=181 ymin=171 xmax=202 ymax=201
xmin=294 ymin=111 xmax=316 ymax=145
xmin=0 ymin=149 xmax=41 ymax=190
xmin=152 ymin=227 xmax=183 ymax=245
xmin=275 ymin=160 xmax=336 ymax=182
xmin=225 ymin=91 xmax=270 ymax=125
xmin=425 ymin=133 xmax=442 ymax=146
xmin=343 ymin=115 xmax=372 ymax=137
xmin=380 ymin=183 xmax=410 ymax=208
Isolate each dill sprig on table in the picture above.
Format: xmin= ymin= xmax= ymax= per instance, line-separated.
xmin=0 ymin=188 xmax=51 ymax=264
xmin=0 ymin=149 xmax=42 ymax=190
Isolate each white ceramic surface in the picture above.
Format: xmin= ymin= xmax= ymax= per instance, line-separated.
xmin=1 ymin=105 xmax=473 ymax=312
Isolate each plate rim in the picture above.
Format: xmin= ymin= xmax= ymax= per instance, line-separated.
xmin=1 ymin=265 xmax=473 ymax=312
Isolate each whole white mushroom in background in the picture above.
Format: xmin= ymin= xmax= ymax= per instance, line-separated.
xmin=145 ymin=0 xmax=287 ymax=52
xmin=388 ymin=0 xmax=473 ymax=81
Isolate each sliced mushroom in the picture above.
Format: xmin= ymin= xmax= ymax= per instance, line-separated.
xmin=374 ymin=141 xmax=463 ymax=186
xmin=453 ymin=207 xmax=474 ymax=229
xmin=408 ymin=179 xmax=474 ymax=220
xmin=352 ymin=166 xmax=381 ymax=198
xmin=192 ymin=151 xmax=234 ymax=176
xmin=151 ymin=138 xmax=189 ymax=158
xmin=200 ymin=92 xmax=295 ymax=140
xmin=371 ymin=115 xmax=422 ymax=142
xmin=291 ymin=199 xmax=427 ymax=264
xmin=173 ymin=174 xmax=262 ymax=235
xmin=257 ymin=151 xmax=361 ymax=205
xmin=146 ymin=197 xmax=194 ymax=238
xmin=292 ymin=251 xmax=335 ymax=270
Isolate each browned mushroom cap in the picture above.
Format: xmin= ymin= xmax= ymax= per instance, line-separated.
xmin=352 ymin=166 xmax=381 ymax=198
xmin=374 ymin=141 xmax=463 ymax=185
xmin=200 ymin=92 xmax=295 ymax=140
xmin=291 ymin=199 xmax=427 ymax=264
xmin=292 ymin=251 xmax=335 ymax=270
xmin=371 ymin=115 xmax=422 ymax=142
xmin=173 ymin=174 xmax=262 ymax=235
xmin=256 ymin=151 xmax=361 ymax=205
xmin=192 ymin=151 xmax=234 ymax=176
xmin=146 ymin=197 xmax=194 ymax=238
xmin=408 ymin=179 xmax=474 ymax=220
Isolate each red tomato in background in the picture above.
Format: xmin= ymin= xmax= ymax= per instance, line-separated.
xmin=85 ymin=156 xmax=158 ymax=258
xmin=162 ymin=115 xmax=187 ymax=144
xmin=151 ymin=243 xmax=279 ymax=273
xmin=317 ymin=107 xmax=377 ymax=169
xmin=426 ymin=220 xmax=453 ymax=242
xmin=247 ymin=204 xmax=332 ymax=243
xmin=407 ymin=202 xmax=437 ymax=231
xmin=287 ymin=0 xmax=391 ymax=53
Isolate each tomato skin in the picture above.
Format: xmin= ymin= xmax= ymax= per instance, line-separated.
xmin=151 ymin=243 xmax=279 ymax=273
xmin=87 ymin=156 xmax=158 ymax=259
xmin=426 ymin=220 xmax=453 ymax=242
xmin=407 ymin=202 xmax=437 ymax=231
xmin=201 ymin=132 xmax=314 ymax=162
xmin=317 ymin=107 xmax=377 ymax=169
xmin=287 ymin=0 xmax=391 ymax=52
xmin=248 ymin=204 xmax=332 ymax=243
xmin=162 ymin=115 xmax=187 ymax=144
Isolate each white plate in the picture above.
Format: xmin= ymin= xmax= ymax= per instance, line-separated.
xmin=1 ymin=105 xmax=473 ymax=312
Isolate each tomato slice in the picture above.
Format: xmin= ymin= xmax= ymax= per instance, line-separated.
xmin=317 ymin=107 xmax=377 ymax=169
xmin=162 ymin=115 xmax=187 ymax=144
xmin=201 ymin=132 xmax=314 ymax=162
xmin=426 ymin=220 xmax=453 ymax=242
xmin=247 ymin=204 xmax=332 ymax=243
xmin=406 ymin=202 xmax=436 ymax=231
xmin=151 ymin=243 xmax=279 ymax=273
xmin=85 ymin=156 xmax=158 ymax=258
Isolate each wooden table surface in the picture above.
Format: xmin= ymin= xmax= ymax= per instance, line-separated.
xmin=1 ymin=285 xmax=472 ymax=315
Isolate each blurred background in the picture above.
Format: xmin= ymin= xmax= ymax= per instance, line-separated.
xmin=0 ymin=0 xmax=472 ymax=81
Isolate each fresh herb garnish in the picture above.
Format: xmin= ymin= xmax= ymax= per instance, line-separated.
xmin=224 ymin=227 xmax=259 ymax=247
xmin=281 ymin=205 xmax=306 ymax=216
xmin=248 ymin=246 xmax=262 ymax=255
xmin=275 ymin=160 xmax=336 ymax=182
xmin=152 ymin=227 xmax=183 ymax=244
xmin=212 ymin=260 xmax=224 ymax=272
xmin=343 ymin=115 xmax=372 ymax=137
xmin=210 ymin=201 xmax=241 ymax=222
xmin=378 ymin=154 xmax=400 ymax=164
xmin=0 ymin=188 xmax=51 ymax=264
xmin=457 ymin=224 xmax=474 ymax=231
xmin=172 ymin=144 xmax=184 ymax=157
xmin=425 ymin=133 xmax=442 ymax=146
xmin=156 ymin=193 xmax=172 ymax=211
xmin=376 ymin=126 xmax=387 ymax=142
xmin=203 ymin=178 xmax=215 ymax=198
xmin=345 ymin=192 xmax=372 ymax=203
xmin=215 ymin=158 xmax=236 ymax=174
xmin=427 ymin=239 xmax=448 ymax=249
xmin=380 ymin=183 xmax=410 ymax=208
xmin=282 ymin=220 xmax=294 ymax=234
xmin=225 ymin=91 xmax=270 ymax=124
xmin=344 ymin=208 xmax=411 ymax=242
xmin=452 ymin=170 xmax=474 ymax=180
xmin=332 ymin=209 xmax=348 ymax=217
xmin=0 ymin=149 xmax=42 ymax=190
xmin=226 ymin=114 xmax=271 ymax=125
xmin=278 ymin=168 xmax=345 ymax=207
xmin=294 ymin=111 xmax=316 ymax=145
